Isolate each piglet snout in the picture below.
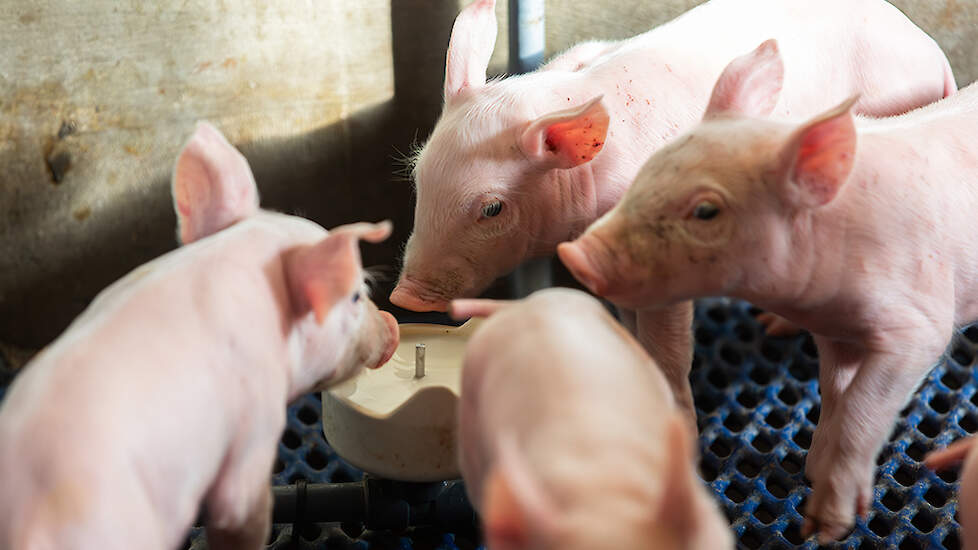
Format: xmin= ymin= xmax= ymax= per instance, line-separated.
xmin=374 ymin=310 xmax=400 ymax=368
xmin=557 ymin=238 xmax=610 ymax=296
xmin=390 ymin=279 xmax=450 ymax=312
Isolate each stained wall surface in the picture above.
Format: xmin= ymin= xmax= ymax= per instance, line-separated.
xmin=1 ymin=0 xmax=975 ymax=350
xmin=485 ymin=1 xmax=978 ymax=86
xmin=0 ymin=0 xmax=454 ymax=348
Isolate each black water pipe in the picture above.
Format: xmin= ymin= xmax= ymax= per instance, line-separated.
xmin=195 ymin=478 xmax=476 ymax=533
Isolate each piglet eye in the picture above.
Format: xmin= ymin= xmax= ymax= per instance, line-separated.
xmin=481 ymin=201 xmax=503 ymax=218
xmin=352 ymin=291 xmax=361 ymax=303
xmin=692 ymin=201 xmax=719 ymax=221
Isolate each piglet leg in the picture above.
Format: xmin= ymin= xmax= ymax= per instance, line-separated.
xmin=634 ymin=301 xmax=695 ymax=423
xmin=805 ymin=338 xmax=862 ymax=478
xmin=206 ymin=486 xmax=272 ymax=550
xmin=804 ymin=330 xmax=945 ymax=543
xmin=204 ymin=418 xmax=282 ymax=550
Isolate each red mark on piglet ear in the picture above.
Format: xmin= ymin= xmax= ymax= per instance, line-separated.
xmin=544 ymin=116 xmax=608 ymax=165
xmin=520 ymin=96 xmax=609 ymax=169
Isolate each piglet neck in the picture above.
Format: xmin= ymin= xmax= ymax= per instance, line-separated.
xmin=590 ymin=77 xmax=704 ymax=213
xmin=283 ymin=316 xmax=344 ymax=402
xmin=284 ymin=328 xmax=308 ymax=401
xmin=530 ymin=163 xmax=600 ymax=252
xmin=736 ymin=193 xmax=854 ymax=324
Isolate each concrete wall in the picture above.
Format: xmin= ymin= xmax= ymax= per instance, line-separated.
xmin=1 ymin=0 xmax=975 ymax=353
xmin=486 ymin=0 xmax=978 ymax=86
xmin=0 ymin=0 xmax=460 ymax=349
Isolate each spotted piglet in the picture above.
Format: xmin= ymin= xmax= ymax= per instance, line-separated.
xmin=0 ymin=123 xmax=399 ymax=550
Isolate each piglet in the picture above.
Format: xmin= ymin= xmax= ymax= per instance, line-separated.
xmin=926 ymin=439 xmax=978 ymax=549
xmin=0 ymin=122 xmax=399 ymax=550
xmin=391 ymin=0 xmax=955 ymax=420
xmin=451 ymin=288 xmax=732 ymax=549
xmin=558 ymin=42 xmax=978 ymax=541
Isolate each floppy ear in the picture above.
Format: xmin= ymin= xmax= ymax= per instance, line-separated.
xmin=482 ymin=467 xmax=529 ymax=550
xmin=172 ymin=121 xmax=259 ymax=244
xmin=778 ymin=95 xmax=859 ymax=209
xmin=482 ymin=433 xmax=559 ymax=550
xmin=284 ymin=221 xmax=392 ymax=324
xmin=444 ymin=0 xmax=498 ymax=101
xmin=653 ymin=413 xmax=701 ymax=536
xmin=449 ymin=298 xmax=509 ymax=320
xmin=704 ymin=39 xmax=784 ymax=120
xmin=519 ymin=96 xmax=610 ymax=169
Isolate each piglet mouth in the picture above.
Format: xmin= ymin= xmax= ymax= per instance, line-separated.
xmin=389 ymin=277 xmax=454 ymax=312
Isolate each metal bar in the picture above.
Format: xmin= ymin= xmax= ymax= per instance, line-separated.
xmin=507 ymin=0 xmax=545 ymax=75
xmin=415 ymin=343 xmax=426 ymax=378
xmin=506 ymin=0 xmax=551 ymax=297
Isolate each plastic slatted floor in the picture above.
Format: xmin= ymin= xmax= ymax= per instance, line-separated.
xmin=692 ymin=299 xmax=966 ymax=550
xmin=1 ymin=297 xmax=972 ymax=548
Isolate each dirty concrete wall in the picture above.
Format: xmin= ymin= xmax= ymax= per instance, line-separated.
xmin=0 ymin=0 xmax=462 ymax=349
xmin=1 ymin=0 xmax=976 ymax=353
xmin=889 ymin=0 xmax=978 ymax=87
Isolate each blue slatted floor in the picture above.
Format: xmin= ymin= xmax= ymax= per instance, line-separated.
xmin=1 ymin=298 xmax=973 ymax=548
xmin=693 ymin=299 xmax=965 ymax=550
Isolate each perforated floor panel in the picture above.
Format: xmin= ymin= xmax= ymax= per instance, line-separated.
xmin=692 ymin=299 xmax=966 ymax=550
xmin=1 ymin=298 xmax=973 ymax=548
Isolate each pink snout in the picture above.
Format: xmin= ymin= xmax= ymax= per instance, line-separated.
xmin=389 ymin=278 xmax=450 ymax=312
xmin=557 ymin=240 xmax=609 ymax=296
xmin=373 ymin=310 xmax=400 ymax=368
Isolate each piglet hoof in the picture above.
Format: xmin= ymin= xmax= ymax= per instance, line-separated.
xmin=755 ymin=312 xmax=803 ymax=337
xmin=800 ymin=518 xmax=816 ymax=539
xmin=801 ymin=516 xmax=854 ymax=545
xmin=802 ymin=477 xmax=864 ymax=544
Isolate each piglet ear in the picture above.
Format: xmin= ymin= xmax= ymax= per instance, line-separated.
xmin=483 ymin=433 xmax=559 ymax=550
xmin=704 ymin=39 xmax=784 ymax=120
xmin=519 ymin=96 xmax=609 ymax=169
xmin=330 ymin=220 xmax=394 ymax=244
xmin=779 ymin=95 xmax=859 ymax=209
xmin=654 ymin=413 xmax=700 ymax=535
xmin=444 ymin=0 xmax=498 ymax=102
xmin=482 ymin=467 xmax=529 ymax=550
xmin=284 ymin=221 xmax=392 ymax=324
xmin=172 ymin=122 xmax=259 ymax=244
xmin=449 ymin=298 xmax=509 ymax=320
